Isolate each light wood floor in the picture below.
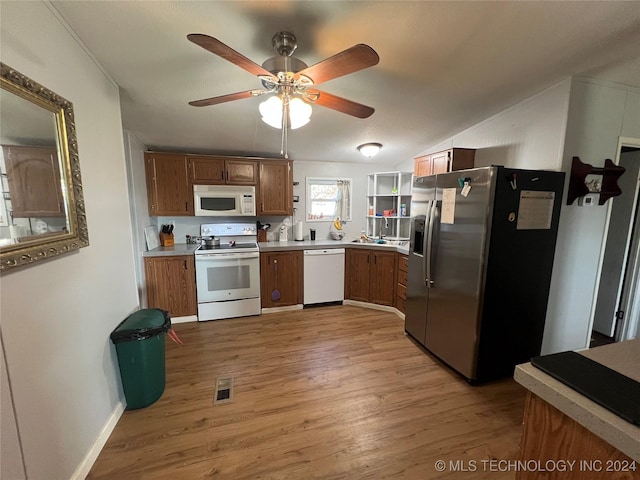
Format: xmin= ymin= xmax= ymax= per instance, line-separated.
xmin=89 ymin=305 xmax=526 ymax=479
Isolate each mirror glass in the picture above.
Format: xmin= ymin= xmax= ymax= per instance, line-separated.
xmin=0 ymin=63 xmax=88 ymax=272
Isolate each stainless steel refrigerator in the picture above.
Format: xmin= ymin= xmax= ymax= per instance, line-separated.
xmin=405 ymin=166 xmax=565 ymax=383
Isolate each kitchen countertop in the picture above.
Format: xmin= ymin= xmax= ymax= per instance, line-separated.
xmin=514 ymin=339 xmax=640 ymax=461
xmin=258 ymin=239 xmax=409 ymax=254
xmin=143 ymin=243 xmax=200 ymax=257
xmin=142 ymin=240 xmax=410 ymax=257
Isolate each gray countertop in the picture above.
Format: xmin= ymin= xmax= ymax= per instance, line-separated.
xmin=514 ymin=339 xmax=640 ymax=461
xmin=258 ymin=239 xmax=409 ymax=254
xmin=143 ymin=240 xmax=409 ymax=257
xmin=143 ymin=243 xmax=200 ymax=257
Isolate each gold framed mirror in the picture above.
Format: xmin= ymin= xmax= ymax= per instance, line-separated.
xmin=0 ymin=63 xmax=88 ymax=272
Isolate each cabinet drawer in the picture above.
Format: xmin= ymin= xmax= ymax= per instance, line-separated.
xmin=397 ymin=268 xmax=407 ymax=287
xmin=396 ymin=295 xmax=406 ymax=313
xmin=398 ymin=255 xmax=408 ymax=273
xmin=397 ymin=282 xmax=406 ymax=300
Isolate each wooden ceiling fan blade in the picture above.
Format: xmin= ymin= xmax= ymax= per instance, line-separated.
xmin=295 ymin=44 xmax=379 ymax=86
xmin=189 ymin=90 xmax=260 ymax=107
xmin=308 ymin=90 xmax=374 ymax=119
xmin=187 ymin=33 xmax=276 ymax=80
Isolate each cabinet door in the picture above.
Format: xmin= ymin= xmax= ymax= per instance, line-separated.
xmin=345 ymin=249 xmax=371 ymax=302
xmin=449 ymin=148 xmax=476 ymax=171
xmin=188 ymin=156 xmax=225 ymax=184
xmin=145 ymin=153 xmax=193 ymax=215
xmin=260 ymin=251 xmax=302 ymax=307
xmin=431 ymin=150 xmax=450 ymax=175
xmin=145 ymin=255 xmax=197 ymax=317
xmin=370 ymin=251 xmax=396 ymax=306
xmin=3 ymin=146 xmax=64 ymax=217
xmin=226 ymin=159 xmax=258 ymax=185
xmin=414 ymin=155 xmax=432 ymax=177
xmin=259 ymin=160 xmax=293 ymax=215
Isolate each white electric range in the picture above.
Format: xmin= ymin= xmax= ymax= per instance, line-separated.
xmin=194 ymin=223 xmax=260 ymax=321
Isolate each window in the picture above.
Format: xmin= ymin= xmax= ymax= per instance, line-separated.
xmin=306 ymin=177 xmax=352 ymax=222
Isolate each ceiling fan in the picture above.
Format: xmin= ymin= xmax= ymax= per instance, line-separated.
xmin=186 ymin=31 xmax=379 ymax=157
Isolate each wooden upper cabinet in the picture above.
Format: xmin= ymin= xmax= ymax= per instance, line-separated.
xmin=144 ymin=152 xmax=193 ymax=216
xmin=189 ymin=156 xmax=225 ymax=184
xmin=259 ymin=160 xmax=293 ymax=216
xmin=414 ymin=148 xmax=475 ymax=176
xmin=188 ymin=155 xmax=257 ymax=185
xmin=226 ymin=159 xmax=258 ymax=185
xmin=3 ymin=145 xmax=65 ymax=218
xmin=414 ymin=154 xmax=432 ymax=177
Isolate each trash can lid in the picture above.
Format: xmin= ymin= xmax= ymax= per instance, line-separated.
xmin=110 ymin=308 xmax=171 ymax=343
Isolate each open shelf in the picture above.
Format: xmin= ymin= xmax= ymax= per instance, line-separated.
xmin=366 ymin=171 xmax=413 ymax=239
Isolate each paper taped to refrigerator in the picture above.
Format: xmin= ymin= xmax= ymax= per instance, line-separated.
xmin=441 ymin=188 xmax=456 ymax=224
xmin=517 ymin=191 xmax=555 ymax=230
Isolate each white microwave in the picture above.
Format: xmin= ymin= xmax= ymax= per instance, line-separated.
xmin=193 ymin=185 xmax=256 ymax=217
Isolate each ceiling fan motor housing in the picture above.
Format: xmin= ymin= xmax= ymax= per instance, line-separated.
xmin=272 ymin=31 xmax=297 ymax=56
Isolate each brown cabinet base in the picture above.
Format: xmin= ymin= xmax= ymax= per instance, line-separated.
xmin=144 ymin=255 xmax=197 ymax=317
xmin=517 ymin=392 xmax=638 ymax=480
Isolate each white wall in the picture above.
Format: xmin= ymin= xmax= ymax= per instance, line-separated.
xmin=396 ymin=79 xmax=572 ymax=172
xmin=123 ymin=131 xmax=151 ymax=307
xmin=0 ymin=3 xmax=138 ymax=479
xmin=544 ymin=79 xmax=640 ymax=353
xmin=155 ymin=160 xmax=387 ymax=243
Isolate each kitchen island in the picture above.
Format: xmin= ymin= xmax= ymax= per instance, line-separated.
xmin=514 ymin=339 xmax=639 ymax=479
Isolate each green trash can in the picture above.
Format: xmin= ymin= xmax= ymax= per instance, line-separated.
xmin=110 ymin=309 xmax=171 ymax=410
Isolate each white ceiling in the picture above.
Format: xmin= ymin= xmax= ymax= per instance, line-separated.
xmin=50 ymin=1 xmax=640 ymax=166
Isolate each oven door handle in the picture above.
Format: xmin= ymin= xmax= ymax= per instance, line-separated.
xmin=196 ymin=252 xmax=259 ymax=260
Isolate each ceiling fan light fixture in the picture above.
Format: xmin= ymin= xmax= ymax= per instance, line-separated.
xmin=259 ymin=95 xmax=312 ymax=130
xmin=358 ymin=143 xmax=382 ymax=158
xmin=259 ymin=96 xmax=283 ymax=129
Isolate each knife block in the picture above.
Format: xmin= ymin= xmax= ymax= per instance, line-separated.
xmin=160 ymin=233 xmax=174 ymax=247
xmin=257 ymin=230 xmax=267 ymax=243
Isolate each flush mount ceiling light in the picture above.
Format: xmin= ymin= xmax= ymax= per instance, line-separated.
xmin=358 ymin=143 xmax=382 ymax=158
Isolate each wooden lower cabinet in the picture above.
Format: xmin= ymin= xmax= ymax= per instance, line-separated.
xmin=260 ymin=250 xmax=302 ymax=308
xmin=144 ymin=255 xmax=197 ymax=317
xmin=396 ymin=253 xmax=408 ymax=313
xmin=517 ymin=392 xmax=638 ymax=480
xmin=345 ymin=249 xmax=396 ymax=306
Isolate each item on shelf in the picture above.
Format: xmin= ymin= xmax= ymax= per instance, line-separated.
xmin=401 ymin=204 xmax=407 ymax=216
xmin=383 ymin=209 xmax=396 ymax=217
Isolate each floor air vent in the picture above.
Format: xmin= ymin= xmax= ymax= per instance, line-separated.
xmin=214 ymin=376 xmax=233 ymax=405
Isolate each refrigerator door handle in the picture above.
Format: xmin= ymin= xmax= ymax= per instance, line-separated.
xmin=425 ymin=201 xmax=437 ymax=288
xmin=421 ymin=211 xmax=430 ymax=286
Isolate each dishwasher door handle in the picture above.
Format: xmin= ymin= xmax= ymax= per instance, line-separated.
xmin=304 ymin=248 xmax=346 ymax=256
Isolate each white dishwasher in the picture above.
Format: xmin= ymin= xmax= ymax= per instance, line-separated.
xmin=303 ymin=248 xmax=345 ymax=305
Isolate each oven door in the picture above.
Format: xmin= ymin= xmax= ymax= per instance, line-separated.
xmin=195 ymin=251 xmax=260 ymax=302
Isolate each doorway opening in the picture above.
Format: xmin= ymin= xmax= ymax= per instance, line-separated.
xmin=591 ymin=139 xmax=640 ymax=347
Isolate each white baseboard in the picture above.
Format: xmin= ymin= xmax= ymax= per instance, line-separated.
xmin=171 ymin=315 xmax=198 ymax=324
xmin=343 ymin=300 xmax=405 ymax=319
xmin=70 ymin=400 xmax=125 ymax=480
xmin=261 ymin=304 xmax=303 ymax=314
